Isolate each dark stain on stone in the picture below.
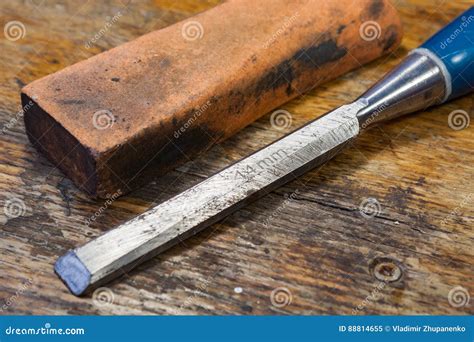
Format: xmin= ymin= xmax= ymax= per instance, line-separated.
xmin=368 ymin=0 xmax=385 ymax=19
xmin=381 ymin=25 xmax=399 ymax=52
xmin=106 ymin=120 xmax=223 ymax=195
xmin=337 ymin=24 xmax=346 ymax=34
xmin=295 ymin=38 xmax=347 ymax=67
xmin=383 ymin=32 xmax=397 ymax=52
xmin=253 ymin=36 xmax=346 ymax=101
xmin=172 ymin=117 xmax=178 ymax=126
xmin=111 ymin=77 xmax=120 ymax=82
xmin=254 ymin=60 xmax=295 ymax=100
xmin=50 ymin=58 xmax=60 ymax=64
xmin=227 ymin=90 xmax=246 ymax=115
xmin=174 ymin=122 xmax=223 ymax=153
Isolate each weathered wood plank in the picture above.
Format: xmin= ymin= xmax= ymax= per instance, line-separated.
xmin=0 ymin=0 xmax=472 ymax=315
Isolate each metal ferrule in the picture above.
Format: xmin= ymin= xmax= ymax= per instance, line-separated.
xmin=355 ymin=50 xmax=448 ymax=129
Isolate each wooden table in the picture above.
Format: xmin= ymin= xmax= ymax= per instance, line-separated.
xmin=1 ymin=0 xmax=472 ymax=315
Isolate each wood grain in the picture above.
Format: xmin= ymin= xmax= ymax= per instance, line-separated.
xmin=0 ymin=0 xmax=472 ymax=315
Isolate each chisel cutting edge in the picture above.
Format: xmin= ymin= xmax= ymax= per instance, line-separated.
xmin=55 ymin=7 xmax=473 ymax=296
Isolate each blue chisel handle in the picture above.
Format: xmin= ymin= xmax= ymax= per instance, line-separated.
xmin=356 ymin=7 xmax=473 ymax=129
xmin=417 ymin=6 xmax=474 ymax=101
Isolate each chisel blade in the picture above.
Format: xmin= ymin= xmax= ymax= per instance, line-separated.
xmin=55 ymin=100 xmax=366 ymax=295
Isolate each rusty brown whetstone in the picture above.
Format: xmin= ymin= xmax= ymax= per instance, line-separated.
xmin=22 ymin=0 xmax=402 ymax=198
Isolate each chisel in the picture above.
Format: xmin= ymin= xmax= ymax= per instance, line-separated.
xmin=56 ymin=7 xmax=473 ymax=296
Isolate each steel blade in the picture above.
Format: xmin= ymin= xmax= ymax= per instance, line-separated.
xmin=55 ymin=100 xmax=366 ymax=295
